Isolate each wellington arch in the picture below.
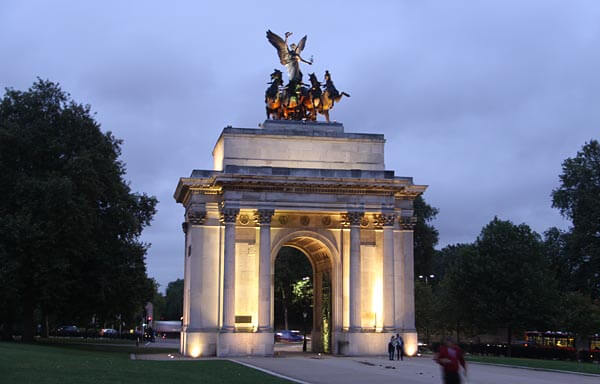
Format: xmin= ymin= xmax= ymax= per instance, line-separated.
xmin=174 ymin=119 xmax=426 ymax=357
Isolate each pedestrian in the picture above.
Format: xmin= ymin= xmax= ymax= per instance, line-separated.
xmin=388 ymin=336 xmax=396 ymax=360
xmin=395 ymin=333 xmax=404 ymax=360
xmin=434 ymin=337 xmax=467 ymax=384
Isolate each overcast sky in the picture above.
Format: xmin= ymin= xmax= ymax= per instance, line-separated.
xmin=2 ymin=1 xmax=599 ymax=291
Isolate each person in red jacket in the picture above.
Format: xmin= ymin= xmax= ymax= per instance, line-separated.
xmin=434 ymin=337 xmax=467 ymax=384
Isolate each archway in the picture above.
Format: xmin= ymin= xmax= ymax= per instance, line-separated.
xmin=272 ymin=232 xmax=336 ymax=353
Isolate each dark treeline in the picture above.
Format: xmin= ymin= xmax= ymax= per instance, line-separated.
xmin=0 ymin=80 xmax=158 ymax=341
xmin=415 ymin=140 xmax=600 ymax=356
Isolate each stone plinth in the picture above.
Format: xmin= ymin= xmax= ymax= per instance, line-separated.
xmin=212 ymin=120 xmax=385 ymax=171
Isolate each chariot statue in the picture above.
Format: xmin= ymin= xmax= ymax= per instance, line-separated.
xmin=265 ymin=30 xmax=349 ymax=122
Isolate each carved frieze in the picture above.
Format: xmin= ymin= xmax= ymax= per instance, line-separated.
xmin=239 ymin=214 xmax=250 ymax=225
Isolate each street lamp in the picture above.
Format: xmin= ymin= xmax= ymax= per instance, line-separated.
xmin=418 ymin=274 xmax=435 ymax=285
xmin=302 ymin=311 xmax=308 ymax=352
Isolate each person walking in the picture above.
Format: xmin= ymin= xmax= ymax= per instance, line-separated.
xmin=435 ymin=337 xmax=467 ymax=384
xmin=395 ymin=333 xmax=404 ymax=360
xmin=388 ymin=336 xmax=396 ymax=360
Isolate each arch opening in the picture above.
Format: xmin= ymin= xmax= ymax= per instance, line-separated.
xmin=273 ymin=235 xmax=335 ymax=354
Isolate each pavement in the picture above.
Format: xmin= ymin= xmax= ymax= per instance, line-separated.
xmin=231 ymin=354 xmax=600 ymax=384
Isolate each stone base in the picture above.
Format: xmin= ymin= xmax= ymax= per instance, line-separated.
xmin=180 ymin=331 xmax=218 ymax=357
xmin=335 ymin=330 xmax=418 ymax=356
xmin=181 ymin=330 xmax=274 ymax=357
xmin=217 ymin=332 xmax=274 ymax=357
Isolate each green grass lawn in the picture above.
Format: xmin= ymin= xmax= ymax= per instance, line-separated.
xmin=0 ymin=342 xmax=292 ymax=384
xmin=467 ymin=354 xmax=600 ymax=375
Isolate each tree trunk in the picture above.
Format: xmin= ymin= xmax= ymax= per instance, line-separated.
xmin=456 ymin=320 xmax=460 ymax=344
xmin=42 ymin=313 xmax=49 ymax=338
xmin=22 ymin=292 xmax=35 ymax=342
xmin=507 ymin=325 xmax=512 ymax=358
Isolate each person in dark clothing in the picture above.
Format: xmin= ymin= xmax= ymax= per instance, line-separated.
xmin=388 ymin=336 xmax=396 ymax=360
xmin=395 ymin=333 xmax=404 ymax=360
xmin=435 ymin=337 xmax=467 ymax=384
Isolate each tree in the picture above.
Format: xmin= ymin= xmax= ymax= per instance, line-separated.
xmin=274 ymin=247 xmax=312 ymax=330
xmin=413 ymin=195 xmax=440 ymax=277
xmin=415 ymin=280 xmax=435 ymax=344
xmin=557 ymin=291 xmax=600 ymax=350
xmin=446 ymin=218 xmax=557 ymax=355
xmin=164 ymin=279 xmax=184 ymax=320
xmin=552 ymin=140 xmax=600 ymax=298
xmin=0 ymin=79 xmax=157 ymax=341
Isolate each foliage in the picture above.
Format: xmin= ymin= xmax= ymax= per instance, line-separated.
xmin=552 ymin=139 xmax=600 ymax=298
xmin=273 ymin=247 xmax=312 ymax=330
xmin=164 ymin=279 xmax=184 ymax=321
xmin=556 ymin=291 xmax=600 ymax=349
xmin=413 ymin=195 xmax=440 ymax=277
xmin=0 ymin=79 xmax=157 ymax=341
xmin=439 ymin=218 xmax=557 ymax=351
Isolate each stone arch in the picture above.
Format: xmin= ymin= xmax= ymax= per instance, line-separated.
xmin=270 ymin=228 xmax=340 ymax=353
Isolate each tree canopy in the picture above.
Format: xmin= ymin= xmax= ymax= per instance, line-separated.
xmin=552 ymin=139 xmax=600 ymax=298
xmin=0 ymin=79 xmax=157 ymax=341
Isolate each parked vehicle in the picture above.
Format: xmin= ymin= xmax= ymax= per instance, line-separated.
xmin=275 ymin=330 xmax=304 ymax=342
xmin=99 ymin=328 xmax=118 ymax=338
xmin=56 ymin=325 xmax=80 ymax=337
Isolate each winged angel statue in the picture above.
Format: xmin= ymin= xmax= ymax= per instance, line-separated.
xmin=265 ymin=30 xmax=349 ymax=122
xmin=266 ymin=30 xmax=313 ymax=84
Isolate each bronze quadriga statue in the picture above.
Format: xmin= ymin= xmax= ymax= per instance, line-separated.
xmin=265 ymin=30 xmax=349 ymax=122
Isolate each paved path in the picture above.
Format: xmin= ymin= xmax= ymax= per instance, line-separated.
xmin=232 ymin=354 xmax=599 ymax=384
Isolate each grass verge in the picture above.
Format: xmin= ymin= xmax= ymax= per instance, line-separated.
xmin=467 ymin=355 xmax=600 ymax=375
xmin=0 ymin=342 xmax=292 ymax=384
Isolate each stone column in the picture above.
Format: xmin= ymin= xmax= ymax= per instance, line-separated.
xmin=185 ymin=203 xmax=206 ymax=331
xmin=381 ymin=213 xmax=396 ymax=332
xmin=347 ymin=211 xmax=364 ymax=332
xmin=221 ymin=207 xmax=239 ymax=332
xmin=255 ymin=209 xmax=274 ymax=332
xmin=400 ymin=216 xmax=417 ymax=331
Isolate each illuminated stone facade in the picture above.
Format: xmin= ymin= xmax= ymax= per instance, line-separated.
xmin=174 ymin=120 xmax=426 ymax=357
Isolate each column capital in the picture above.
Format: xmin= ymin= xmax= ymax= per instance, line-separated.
xmin=186 ymin=203 xmax=206 ymax=225
xmin=374 ymin=213 xmax=396 ymax=228
xmin=220 ymin=207 xmax=239 ymax=224
xmin=254 ymin=209 xmax=275 ymax=225
xmin=399 ymin=216 xmax=417 ymax=230
xmin=342 ymin=211 xmax=364 ymax=227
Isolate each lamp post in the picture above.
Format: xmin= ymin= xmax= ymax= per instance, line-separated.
xmin=302 ymin=311 xmax=308 ymax=352
xmin=418 ymin=274 xmax=435 ymax=285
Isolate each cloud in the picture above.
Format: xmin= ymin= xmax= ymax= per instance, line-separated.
xmin=1 ymin=0 xmax=599 ymax=288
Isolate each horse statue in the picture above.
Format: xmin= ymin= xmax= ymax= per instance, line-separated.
xmin=265 ymin=69 xmax=284 ymax=119
xmin=302 ymin=73 xmax=322 ymax=121
xmin=319 ymin=70 xmax=350 ymax=122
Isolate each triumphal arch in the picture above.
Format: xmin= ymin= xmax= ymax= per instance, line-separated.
xmin=173 ymin=30 xmax=426 ymax=357
xmin=174 ymin=119 xmax=425 ymax=357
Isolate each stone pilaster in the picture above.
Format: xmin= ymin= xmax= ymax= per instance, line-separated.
xmin=220 ymin=206 xmax=239 ymax=332
xmin=255 ymin=209 xmax=274 ymax=332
